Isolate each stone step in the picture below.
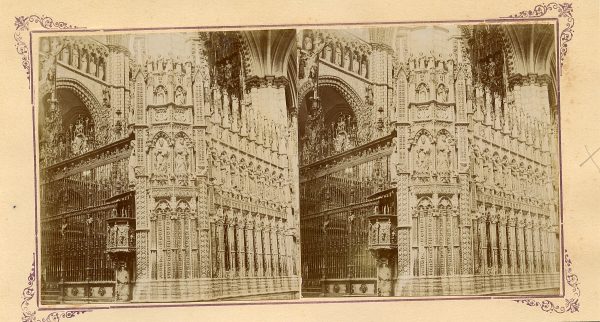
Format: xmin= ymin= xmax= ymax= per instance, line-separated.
xmin=301 ymin=291 xmax=322 ymax=298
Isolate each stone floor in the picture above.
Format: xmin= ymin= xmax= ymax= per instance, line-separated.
xmin=483 ymin=288 xmax=560 ymax=296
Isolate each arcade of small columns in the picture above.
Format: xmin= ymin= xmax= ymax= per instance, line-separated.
xmin=389 ymin=37 xmax=558 ymax=294
xmin=52 ymin=38 xmax=109 ymax=82
xmin=130 ymin=40 xmax=299 ymax=300
xmin=468 ymin=74 xmax=559 ymax=279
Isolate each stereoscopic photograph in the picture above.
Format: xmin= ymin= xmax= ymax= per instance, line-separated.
xmin=36 ymin=22 xmax=560 ymax=305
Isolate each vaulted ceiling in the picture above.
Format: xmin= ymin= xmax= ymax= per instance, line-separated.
xmin=241 ymin=29 xmax=296 ymax=79
xmin=502 ymin=23 xmax=557 ymax=107
xmin=503 ymin=23 xmax=556 ymax=78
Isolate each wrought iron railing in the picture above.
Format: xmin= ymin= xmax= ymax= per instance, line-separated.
xmin=39 ymin=134 xmax=134 ymax=302
xmin=300 ymin=132 xmax=395 ymax=291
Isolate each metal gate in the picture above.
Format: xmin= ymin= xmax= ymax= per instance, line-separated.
xmin=40 ymin=135 xmax=134 ymax=304
xmin=300 ymin=132 xmax=395 ymax=296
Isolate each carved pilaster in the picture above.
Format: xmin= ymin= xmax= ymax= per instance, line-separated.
xmin=135 ymin=176 xmax=149 ymax=280
xmin=459 ymin=174 xmax=473 ymax=275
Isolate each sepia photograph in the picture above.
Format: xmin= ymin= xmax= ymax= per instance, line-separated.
xmin=297 ymin=24 xmax=561 ymax=297
xmin=36 ymin=22 xmax=561 ymax=305
xmin=4 ymin=0 xmax=600 ymax=320
xmin=36 ymin=29 xmax=301 ymax=304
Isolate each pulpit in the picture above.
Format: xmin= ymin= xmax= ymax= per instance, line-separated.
xmin=367 ymin=188 xmax=397 ymax=296
xmin=105 ymin=192 xmax=135 ymax=302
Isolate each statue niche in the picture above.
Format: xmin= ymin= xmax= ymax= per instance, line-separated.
xmin=152 ymin=134 xmax=171 ymax=184
xmin=352 ymin=53 xmax=360 ymax=73
xmin=174 ymin=134 xmax=191 ymax=185
xmin=335 ymin=46 xmax=342 ymax=66
xmin=332 ymin=113 xmax=355 ymax=153
xmin=436 ymin=133 xmax=454 ymax=182
xmin=115 ymin=262 xmax=130 ymax=301
xmin=413 ymin=134 xmax=433 ymax=176
xmin=70 ymin=115 xmax=93 ymax=156
xmin=175 ymin=87 xmax=186 ymax=105
xmin=437 ymin=84 xmax=448 ymax=102
xmin=303 ymin=36 xmax=313 ymax=51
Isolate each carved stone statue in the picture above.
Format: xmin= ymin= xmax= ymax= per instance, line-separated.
xmin=80 ymin=54 xmax=88 ymax=72
xmin=175 ymin=87 xmax=185 ymax=105
xmin=174 ymin=137 xmax=189 ymax=176
xmin=335 ymin=47 xmax=342 ymax=65
xmin=376 ymin=257 xmax=392 ymax=296
xmin=369 ymin=221 xmax=379 ymax=244
xmin=116 ymin=263 xmax=130 ymax=301
xmin=308 ymin=65 xmax=318 ymax=85
xmin=436 ymin=135 xmax=452 ymax=173
xmin=71 ymin=118 xmax=88 ymax=155
xmin=298 ymin=54 xmax=307 ymax=79
xmin=71 ymin=48 xmax=79 ymax=68
xmin=303 ymin=36 xmax=313 ymax=51
xmin=353 ymin=53 xmax=360 ymax=73
xmin=154 ymin=137 xmax=170 ymax=174
xmin=365 ymin=84 xmax=374 ymax=105
xmin=361 ymin=60 xmax=368 ymax=78
xmin=415 ymin=136 xmax=432 ymax=174
xmin=343 ymin=51 xmax=350 ymax=69
xmin=437 ymin=85 xmax=448 ymax=102
xmin=98 ymin=64 xmax=104 ymax=80
xmin=90 ymin=57 xmax=97 ymax=75
xmin=324 ymin=45 xmax=332 ymax=61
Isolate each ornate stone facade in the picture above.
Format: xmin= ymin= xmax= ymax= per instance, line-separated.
xmin=38 ymin=30 xmax=300 ymax=304
xmin=298 ymin=25 xmax=560 ymax=297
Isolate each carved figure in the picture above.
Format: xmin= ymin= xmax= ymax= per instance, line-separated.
xmin=154 ymin=137 xmax=169 ymax=173
xmin=175 ymin=87 xmax=185 ymax=105
xmin=437 ymin=85 xmax=448 ymax=102
xmin=116 ymin=263 xmax=130 ymax=301
xmin=174 ymin=137 xmax=189 ymax=175
xmin=437 ymin=135 xmax=452 ymax=173
xmin=303 ymin=36 xmax=313 ymax=51
xmin=365 ymin=84 xmax=374 ymax=105
xmin=415 ymin=136 xmax=432 ymax=173
xmin=335 ymin=46 xmax=342 ymax=65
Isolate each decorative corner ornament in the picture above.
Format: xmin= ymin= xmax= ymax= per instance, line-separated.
xmin=514 ymin=249 xmax=580 ymax=313
xmin=505 ymin=2 xmax=574 ymax=74
xmin=14 ymin=15 xmax=82 ymax=87
xmin=22 ymin=255 xmax=89 ymax=322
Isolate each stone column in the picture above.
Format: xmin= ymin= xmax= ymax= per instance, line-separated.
xmin=498 ymin=209 xmax=508 ymax=274
xmin=263 ymin=217 xmax=272 ymax=277
xmin=245 ymin=215 xmax=255 ymax=277
xmin=525 ymin=215 xmax=534 ymax=274
xmin=217 ymin=215 xmax=226 ymax=278
xmin=236 ymin=213 xmax=246 ymax=277
xmin=542 ymin=218 xmax=550 ymax=273
xmin=533 ymin=214 xmax=542 ymax=273
xmin=254 ymin=218 xmax=264 ymax=277
xmin=516 ymin=213 xmax=526 ymax=274
xmin=477 ymin=208 xmax=488 ymax=274
xmin=270 ymin=221 xmax=280 ymax=277
xmin=226 ymin=209 xmax=236 ymax=276
xmin=507 ymin=210 xmax=517 ymax=275
xmin=489 ymin=208 xmax=498 ymax=274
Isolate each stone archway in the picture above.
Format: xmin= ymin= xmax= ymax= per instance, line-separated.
xmin=298 ymin=76 xmax=364 ymax=115
xmin=298 ymin=76 xmax=371 ymax=154
xmin=54 ymin=78 xmax=105 ymax=126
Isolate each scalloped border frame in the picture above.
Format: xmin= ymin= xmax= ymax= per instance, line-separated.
xmin=14 ymin=3 xmax=577 ymax=321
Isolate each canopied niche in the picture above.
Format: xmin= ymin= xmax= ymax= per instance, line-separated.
xmin=298 ymin=84 xmax=360 ymax=164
